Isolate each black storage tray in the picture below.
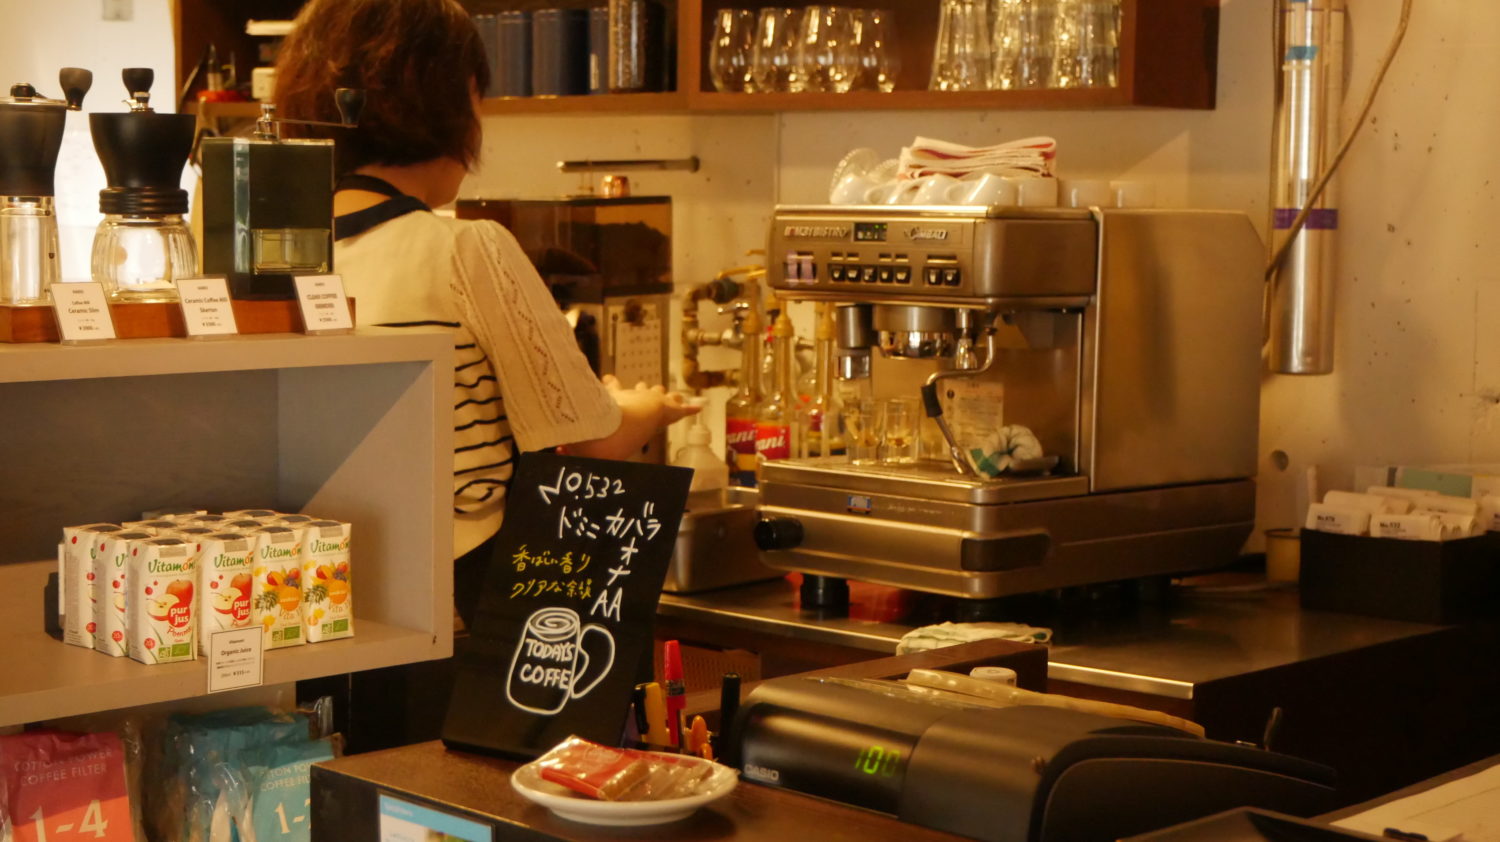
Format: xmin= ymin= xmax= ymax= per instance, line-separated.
xmin=1299 ymin=530 xmax=1500 ymax=624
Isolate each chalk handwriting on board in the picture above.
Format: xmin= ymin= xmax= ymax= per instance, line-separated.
xmin=442 ymin=452 xmax=693 ymax=759
xmin=504 ymin=606 xmax=615 ymax=715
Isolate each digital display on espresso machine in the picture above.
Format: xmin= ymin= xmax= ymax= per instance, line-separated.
xmin=853 ymin=221 xmax=888 ymax=242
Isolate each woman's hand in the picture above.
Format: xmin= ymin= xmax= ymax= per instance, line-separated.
xmin=601 ymin=375 xmax=702 ymax=426
xmin=570 ymin=376 xmax=702 ymax=460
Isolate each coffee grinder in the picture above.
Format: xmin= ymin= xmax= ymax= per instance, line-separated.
xmin=200 ymin=91 xmax=362 ymax=299
xmin=89 ymin=69 xmax=198 ymax=301
xmin=0 ymin=68 xmax=91 ymax=306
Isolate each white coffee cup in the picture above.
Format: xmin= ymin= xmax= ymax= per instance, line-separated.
xmin=1013 ymin=176 xmax=1059 ymax=208
xmin=947 ymin=172 xmax=1017 ymax=206
xmin=910 ymin=174 xmax=960 ymax=205
xmin=1062 ymin=179 xmax=1112 ymax=209
xmin=831 ymin=172 xmax=880 ymax=205
xmin=866 ymin=180 xmax=918 ymax=205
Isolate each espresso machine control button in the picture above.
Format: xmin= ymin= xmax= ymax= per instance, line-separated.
xmin=924 ymin=267 xmax=943 ymax=286
xmin=894 ymin=267 xmax=911 ymax=284
xmin=942 ymin=268 xmax=962 ymax=286
xmin=754 ymin=517 xmax=805 ymax=551
xmin=877 ymin=267 xmax=894 ymax=283
xmin=861 ymin=266 xmax=878 ymax=283
xmin=829 ymin=264 xmax=845 ymax=281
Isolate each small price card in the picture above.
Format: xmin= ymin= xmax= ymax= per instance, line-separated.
xmin=49 ymin=282 xmax=117 ymax=343
xmin=175 ymin=276 xmax=239 ymax=337
xmin=294 ymin=274 xmax=354 ymax=335
xmin=207 ymin=627 xmax=264 ymax=694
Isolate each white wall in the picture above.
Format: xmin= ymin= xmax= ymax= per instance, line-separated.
xmin=0 ymin=0 xmax=177 ymax=280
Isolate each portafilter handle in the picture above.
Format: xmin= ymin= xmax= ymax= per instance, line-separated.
xmin=59 ymin=67 xmax=92 ymax=110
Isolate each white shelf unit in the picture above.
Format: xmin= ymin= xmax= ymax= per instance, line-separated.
xmin=0 ymin=329 xmax=455 ymax=727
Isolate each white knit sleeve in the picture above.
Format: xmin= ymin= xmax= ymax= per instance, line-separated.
xmin=449 ymin=220 xmax=622 ymax=452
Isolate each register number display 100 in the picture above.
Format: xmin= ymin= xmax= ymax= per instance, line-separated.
xmin=855 ymin=745 xmax=902 ymax=777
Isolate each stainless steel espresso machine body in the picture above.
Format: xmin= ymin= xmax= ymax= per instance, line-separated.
xmin=757 ymin=205 xmax=1264 ymax=598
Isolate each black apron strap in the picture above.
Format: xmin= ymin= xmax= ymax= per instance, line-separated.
xmin=333 ymin=174 xmax=432 ymax=241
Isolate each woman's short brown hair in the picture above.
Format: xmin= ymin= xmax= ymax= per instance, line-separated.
xmin=274 ymin=0 xmax=489 ymax=174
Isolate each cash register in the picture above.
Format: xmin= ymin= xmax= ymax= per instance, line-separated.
xmin=731 ymin=676 xmax=1337 ymax=842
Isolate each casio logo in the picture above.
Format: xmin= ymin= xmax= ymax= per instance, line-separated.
xmin=783 ymin=225 xmax=851 ymax=239
xmin=905 ymin=227 xmax=950 ymax=241
xmin=744 ymin=764 xmax=782 ymax=783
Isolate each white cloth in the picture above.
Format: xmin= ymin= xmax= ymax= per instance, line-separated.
xmin=336 ymin=212 xmax=621 ymax=556
xmin=895 ymin=621 xmax=1052 ymax=655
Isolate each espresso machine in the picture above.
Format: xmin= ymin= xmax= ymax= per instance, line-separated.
xmin=0 ymin=68 xmax=91 ymax=306
xmin=90 ymin=69 xmax=197 ymax=301
xmin=755 ymin=206 xmax=1264 ymax=598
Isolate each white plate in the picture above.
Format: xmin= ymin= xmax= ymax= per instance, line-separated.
xmin=510 ymin=753 xmax=739 ymax=827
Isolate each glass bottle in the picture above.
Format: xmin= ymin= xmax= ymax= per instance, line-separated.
xmin=755 ymin=307 xmax=799 ymax=475
xmin=797 ymin=303 xmax=840 ymax=457
xmin=724 ymin=308 xmax=763 ymax=487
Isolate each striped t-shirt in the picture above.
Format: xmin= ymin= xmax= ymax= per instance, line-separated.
xmin=335 ymin=211 xmax=622 ymax=556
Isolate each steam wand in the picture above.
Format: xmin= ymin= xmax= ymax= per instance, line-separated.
xmin=920 ymin=312 xmax=998 ymax=477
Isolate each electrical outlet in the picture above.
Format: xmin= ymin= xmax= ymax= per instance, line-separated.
xmin=102 ymin=0 xmax=132 ymax=21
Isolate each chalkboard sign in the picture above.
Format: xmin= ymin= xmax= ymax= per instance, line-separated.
xmin=442 ymin=452 xmax=693 ymax=760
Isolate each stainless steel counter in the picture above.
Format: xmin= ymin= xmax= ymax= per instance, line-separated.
xmin=658 ymin=580 xmax=1450 ymax=700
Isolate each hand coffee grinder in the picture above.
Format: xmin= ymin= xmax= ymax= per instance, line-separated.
xmin=0 ymin=68 xmax=91 ymax=306
xmin=89 ymin=69 xmax=198 ymax=301
xmin=200 ymin=90 xmax=362 ymax=299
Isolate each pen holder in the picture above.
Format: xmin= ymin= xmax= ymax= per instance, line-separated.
xmin=1299 ymin=530 xmax=1500 ymax=624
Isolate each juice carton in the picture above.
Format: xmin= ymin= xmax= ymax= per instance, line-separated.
xmin=60 ymin=523 xmax=124 ymax=649
xmin=91 ymin=530 xmax=153 ymax=656
xmin=300 ymin=520 xmax=353 ymax=642
xmin=185 ymin=514 xmax=232 ymax=528
xmin=126 ymin=538 xmax=198 ymax=664
xmin=251 ymin=526 xmax=305 ymax=649
xmin=171 ymin=526 xmax=219 ymax=540
xmin=196 ymin=532 xmax=255 ymax=654
xmin=222 ymin=518 xmax=270 ymax=532
xmin=226 ymin=509 xmax=279 ymax=518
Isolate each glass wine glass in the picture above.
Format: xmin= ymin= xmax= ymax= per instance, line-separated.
xmin=710 ymin=8 xmax=758 ymax=93
xmin=855 ymin=9 xmax=901 ymax=92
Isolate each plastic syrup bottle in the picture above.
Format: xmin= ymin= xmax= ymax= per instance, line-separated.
xmin=674 ymin=401 xmax=729 ymax=506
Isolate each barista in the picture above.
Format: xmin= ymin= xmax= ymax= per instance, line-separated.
xmin=273 ymin=0 xmax=698 ymax=625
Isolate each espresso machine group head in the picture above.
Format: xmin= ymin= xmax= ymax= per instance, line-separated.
xmin=0 ymin=68 xmax=91 ymax=306
xmin=757 ymin=205 xmax=1265 ymax=599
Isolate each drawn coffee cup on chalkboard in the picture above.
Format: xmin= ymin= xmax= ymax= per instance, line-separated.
xmin=505 ymin=606 xmax=616 ymax=715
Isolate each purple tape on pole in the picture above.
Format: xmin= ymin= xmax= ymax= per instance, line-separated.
xmin=1273 ymin=208 xmax=1339 ymax=230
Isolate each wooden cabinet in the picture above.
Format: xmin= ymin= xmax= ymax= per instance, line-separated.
xmin=176 ymin=0 xmax=1219 ymax=117
xmin=0 ymin=329 xmax=454 ymax=727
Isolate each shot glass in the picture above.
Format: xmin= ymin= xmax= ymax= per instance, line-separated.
xmin=843 ymin=398 xmax=880 ymax=465
xmin=878 ymin=396 xmax=921 ymax=465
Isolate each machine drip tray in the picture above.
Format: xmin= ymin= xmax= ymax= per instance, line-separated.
xmin=760 ymin=456 xmax=1089 ymax=505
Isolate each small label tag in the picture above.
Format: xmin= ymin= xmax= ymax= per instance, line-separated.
xmin=176 ymin=277 xmax=239 ymax=337
xmin=207 ymin=627 xmax=264 ymax=694
xmin=294 ymin=274 xmax=354 ymax=334
xmin=50 ymin=282 xmax=117 ymax=343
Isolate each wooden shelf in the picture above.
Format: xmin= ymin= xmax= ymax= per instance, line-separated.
xmin=0 ymin=562 xmax=436 ymax=728
xmin=688 ymin=87 xmax=1131 ymax=113
xmin=0 ymin=329 xmax=455 ymax=727
xmin=478 ymin=91 xmax=689 ymax=116
xmin=174 ymin=0 xmax=1219 ymax=118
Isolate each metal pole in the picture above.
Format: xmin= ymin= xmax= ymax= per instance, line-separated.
xmin=1269 ymin=0 xmax=1345 ymax=375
